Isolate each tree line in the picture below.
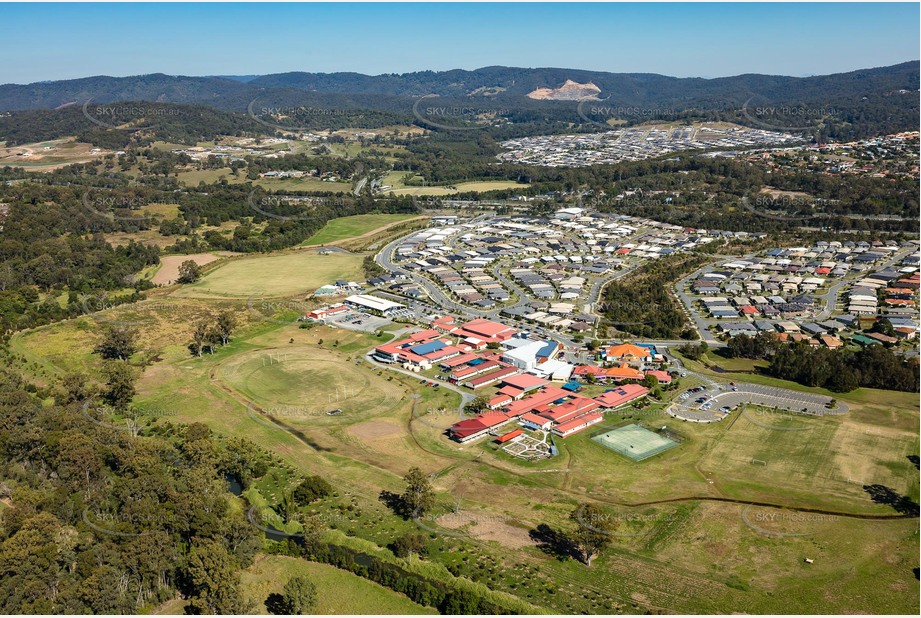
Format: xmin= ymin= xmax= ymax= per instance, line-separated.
xmin=723 ymin=332 xmax=920 ymax=393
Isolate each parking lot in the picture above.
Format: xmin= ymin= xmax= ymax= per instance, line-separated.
xmin=669 ymin=380 xmax=845 ymax=423
xmin=728 ymin=383 xmax=846 ymax=415
xmin=325 ymin=310 xmax=392 ymax=333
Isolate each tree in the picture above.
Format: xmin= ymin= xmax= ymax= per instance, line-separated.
xmin=677 ymin=341 xmax=707 ymax=361
xmin=101 ymin=361 xmax=137 ymax=412
xmin=177 ymin=260 xmax=202 ymax=284
xmin=189 ymin=318 xmax=218 ymax=357
xmin=870 ymin=317 xmax=895 ymax=337
xmin=182 ymin=540 xmax=251 ymax=614
xmin=293 ymin=475 xmax=333 ymax=505
xmin=400 ymin=467 xmax=435 ymax=518
xmin=391 ymin=532 xmax=428 ymax=558
xmin=297 ymin=514 xmax=326 ymax=557
xmin=277 ymin=575 xmax=317 ymax=614
xmin=215 ymin=310 xmax=236 ymax=346
xmin=570 ymin=503 xmax=616 ymax=566
xmin=93 ymin=325 xmax=138 ymax=361
xmin=463 ymin=395 xmax=490 ymax=414
xmin=642 ymin=374 xmax=659 ymax=389
xmin=59 ymin=371 xmax=93 ymax=404
xmin=440 ymin=589 xmax=481 ymax=614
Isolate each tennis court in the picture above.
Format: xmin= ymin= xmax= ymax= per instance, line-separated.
xmin=592 ymin=423 xmax=680 ymax=461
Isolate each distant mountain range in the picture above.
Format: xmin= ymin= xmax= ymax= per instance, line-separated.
xmin=1 ymin=62 xmax=916 ymax=113
xmin=0 ymin=63 xmax=916 ymax=143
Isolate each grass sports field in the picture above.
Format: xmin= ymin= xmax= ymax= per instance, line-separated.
xmin=219 ymin=346 xmax=405 ymax=421
xmin=170 ymin=250 xmax=364 ymax=298
xmin=9 ymin=246 xmax=919 ymax=615
xmin=592 ymin=423 xmax=680 ymax=461
xmin=305 ymin=213 xmax=422 ymax=245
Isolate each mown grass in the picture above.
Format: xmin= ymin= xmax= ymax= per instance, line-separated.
xmin=169 ymin=250 xmax=365 ymax=298
xmin=305 ymin=214 xmax=421 ymax=245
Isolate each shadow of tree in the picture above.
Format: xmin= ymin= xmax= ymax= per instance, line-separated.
xmin=529 ymin=523 xmax=579 ymax=561
xmin=264 ymin=593 xmax=287 ymax=615
xmin=863 ymin=484 xmax=920 ymax=516
xmin=378 ymin=489 xmax=409 ymax=519
xmin=907 ymin=455 xmax=919 ymax=470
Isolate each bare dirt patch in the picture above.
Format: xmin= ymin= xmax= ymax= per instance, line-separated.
xmin=348 ymin=419 xmax=403 ymax=440
xmin=759 ymin=187 xmax=812 ymax=199
xmin=436 ymin=510 xmax=535 ymax=549
xmin=153 ymin=253 xmax=224 ymax=285
xmin=527 ymin=79 xmax=601 ymax=101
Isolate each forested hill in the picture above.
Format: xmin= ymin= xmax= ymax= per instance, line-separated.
xmin=2 ymin=62 xmax=916 ymax=112
xmin=247 ymin=62 xmax=920 ymax=102
xmin=0 ymin=62 xmax=916 ymax=140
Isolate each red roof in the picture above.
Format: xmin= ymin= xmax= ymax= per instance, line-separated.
xmin=644 ymin=370 xmax=672 ymax=384
xmin=431 ymin=315 xmax=456 ymax=330
xmin=454 ymin=318 xmax=516 ymax=343
xmin=440 ymin=352 xmax=480 ymax=368
xmin=605 ymin=364 xmax=644 ymax=381
xmin=424 ymin=345 xmax=464 ymax=360
xmin=466 ymin=366 xmax=519 ymax=388
xmin=495 ymin=428 xmax=524 ymax=443
xmin=594 ymin=384 xmax=649 ymax=408
xmin=520 ymin=412 xmax=551 ymax=427
xmin=488 ymin=394 xmax=513 ymax=409
xmin=409 ymin=329 xmax=440 ymax=341
xmin=452 ymin=360 xmax=500 ymax=380
xmin=498 ymin=385 xmax=526 ymax=398
xmin=505 ymin=386 xmax=571 ymax=417
xmin=540 ymin=397 xmax=600 ymax=424
xmin=462 ymin=318 xmax=512 ymax=336
xmin=501 ymin=373 xmax=549 ymax=390
xmin=448 ymin=412 xmax=509 ymax=439
xmin=573 ymin=365 xmax=606 ymax=376
xmin=553 ymin=412 xmax=603 ymax=436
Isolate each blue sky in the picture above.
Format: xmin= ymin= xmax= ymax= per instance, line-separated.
xmin=3 ymin=2 xmax=918 ymax=83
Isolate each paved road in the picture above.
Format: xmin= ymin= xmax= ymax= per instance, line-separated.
xmin=362 ymin=351 xmax=474 ymax=418
xmin=674 ymin=263 xmax=738 ymax=346
xmin=375 ymin=235 xmax=488 ymax=320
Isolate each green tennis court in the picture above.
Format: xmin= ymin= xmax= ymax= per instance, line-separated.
xmin=592 ymin=423 xmax=679 ymax=461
